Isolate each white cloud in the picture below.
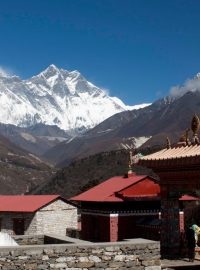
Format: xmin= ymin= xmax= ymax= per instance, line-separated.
xmin=170 ymin=74 xmax=200 ymax=98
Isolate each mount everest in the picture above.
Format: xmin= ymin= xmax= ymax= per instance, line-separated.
xmin=0 ymin=64 xmax=150 ymax=134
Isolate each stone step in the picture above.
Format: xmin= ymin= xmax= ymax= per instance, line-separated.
xmin=161 ymin=258 xmax=200 ymax=269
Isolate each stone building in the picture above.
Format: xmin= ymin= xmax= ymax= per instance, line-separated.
xmin=0 ymin=195 xmax=77 ymax=236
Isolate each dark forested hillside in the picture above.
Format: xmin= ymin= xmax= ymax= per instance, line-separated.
xmin=32 ymin=149 xmax=158 ymax=198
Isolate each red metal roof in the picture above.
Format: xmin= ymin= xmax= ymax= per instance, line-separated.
xmin=117 ymin=178 xmax=160 ymax=201
xmin=70 ymin=173 xmax=159 ymax=202
xmin=118 ymin=178 xmax=160 ymax=196
xmin=179 ymin=195 xmax=200 ymax=201
xmin=0 ymin=195 xmax=61 ymax=212
xmin=70 ymin=173 xmax=200 ymax=203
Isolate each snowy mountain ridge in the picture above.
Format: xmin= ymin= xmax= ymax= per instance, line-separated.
xmin=0 ymin=64 xmax=150 ymax=133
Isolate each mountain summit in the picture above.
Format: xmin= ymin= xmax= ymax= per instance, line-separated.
xmin=0 ymin=65 xmax=149 ymax=134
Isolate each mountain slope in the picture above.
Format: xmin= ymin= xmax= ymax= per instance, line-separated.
xmin=0 ymin=123 xmax=70 ymax=156
xmin=0 ymin=65 xmax=145 ymax=134
xmin=0 ymin=134 xmax=54 ymax=194
xmin=116 ymin=91 xmax=200 ymax=138
xmin=43 ymin=91 xmax=200 ymax=166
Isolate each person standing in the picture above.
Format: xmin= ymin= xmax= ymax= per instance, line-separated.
xmin=192 ymin=224 xmax=200 ymax=246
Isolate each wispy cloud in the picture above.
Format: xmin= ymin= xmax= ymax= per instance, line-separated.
xmin=0 ymin=65 xmax=15 ymax=77
xmin=170 ymin=73 xmax=200 ymax=98
xmin=102 ymin=87 xmax=110 ymax=95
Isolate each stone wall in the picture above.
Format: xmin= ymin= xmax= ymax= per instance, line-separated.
xmin=0 ymin=240 xmax=160 ymax=269
xmin=35 ymin=199 xmax=77 ymax=236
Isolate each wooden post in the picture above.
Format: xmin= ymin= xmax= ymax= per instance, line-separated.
xmin=110 ymin=214 xmax=118 ymax=242
xmin=161 ymin=198 xmax=180 ymax=258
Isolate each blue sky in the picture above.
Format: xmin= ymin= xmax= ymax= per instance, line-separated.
xmin=0 ymin=0 xmax=200 ymax=105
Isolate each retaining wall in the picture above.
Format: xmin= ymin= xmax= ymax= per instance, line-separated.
xmin=0 ymin=239 xmax=160 ymax=270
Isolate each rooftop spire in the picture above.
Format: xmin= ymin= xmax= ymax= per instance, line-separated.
xmin=178 ymin=128 xmax=191 ymax=146
xmin=166 ymin=137 xmax=171 ymax=149
xmin=128 ymin=150 xmax=133 ymax=175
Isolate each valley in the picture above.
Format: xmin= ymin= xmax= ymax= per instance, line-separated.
xmin=0 ymin=66 xmax=200 ymax=197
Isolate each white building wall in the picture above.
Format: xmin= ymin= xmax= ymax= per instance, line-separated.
xmin=35 ymin=199 xmax=77 ymax=236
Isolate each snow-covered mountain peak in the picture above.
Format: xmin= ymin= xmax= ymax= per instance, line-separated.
xmin=0 ymin=65 xmax=147 ymax=133
xmin=44 ymin=64 xmax=60 ymax=72
xmin=67 ymin=70 xmax=84 ymax=82
xmin=69 ymin=70 xmax=80 ymax=76
xmin=39 ymin=64 xmax=62 ymax=80
xmin=49 ymin=64 xmax=59 ymax=70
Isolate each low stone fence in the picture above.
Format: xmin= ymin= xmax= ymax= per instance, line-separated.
xmin=0 ymin=239 xmax=160 ymax=269
xmin=13 ymin=234 xmax=74 ymax=246
xmin=13 ymin=235 xmax=45 ymax=246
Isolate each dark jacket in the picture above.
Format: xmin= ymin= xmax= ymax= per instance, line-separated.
xmin=186 ymin=227 xmax=196 ymax=248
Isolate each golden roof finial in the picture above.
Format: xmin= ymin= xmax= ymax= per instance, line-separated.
xmin=191 ymin=114 xmax=200 ymax=144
